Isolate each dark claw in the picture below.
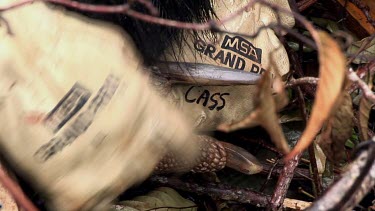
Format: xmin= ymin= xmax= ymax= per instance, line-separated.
xmin=218 ymin=141 xmax=263 ymax=175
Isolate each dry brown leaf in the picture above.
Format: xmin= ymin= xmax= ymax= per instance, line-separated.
xmin=313 ymin=141 xmax=327 ymax=174
xmin=317 ymin=92 xmax=354 ymax=162
xmin=286 ymin=31 xmax=346 ymax=160
xmin=218 ymin=71 xmax=290 ymax=154
xmin=359 ymin=97 xmax=373 ymax=141
xmin=358 ymin=75 xmax=374 ymax=141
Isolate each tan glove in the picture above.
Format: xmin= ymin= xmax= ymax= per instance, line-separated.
xmin=161 ymin=0 xmax=295 ymax=131
xmin=0 ymin=2 xmax=197 ymax=210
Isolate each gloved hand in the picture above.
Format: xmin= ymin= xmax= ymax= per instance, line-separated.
xmin=160 ymin=0 xmax=295 ymax=131
xmin=0 ymin=2 xmax=198 ymax=210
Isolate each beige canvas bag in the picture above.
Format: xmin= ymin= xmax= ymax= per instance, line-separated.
xmin=0 ymin=2 xmax=198 ymax=210
xmin=161 ymin=0 xmax=295 ymax=131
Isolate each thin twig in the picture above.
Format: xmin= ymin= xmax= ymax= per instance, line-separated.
xmin=297 ymin=87 xmax=323 ymax=196
xmin=348 ymin=68 xmax=375 ymax=103
xmin=348 ymin=60 xmax=375 ymax=93
xmin=0 ymin=0 xmax=36 ymax=11
xmin=297 ymin=0 xmax=318 ymax=12
xmin=0 ymin=0 xmax=319 ymax=50
xmin=150 ymin=176 xmax=271 ymax=207
xmin=354 ymin=59 xmax=375 ymax=79
xmin=306 ymin=140 xmax=375 ymax=210
xmin=236 ymin=135 xmax=283 ymax=155
xmin=1 ymin=0 xmax=130 ymax=13
xmin=260 ymin=158 xmax=281 ymax=192
xmin=285 ymin=43 xmax=317 ymax=96
xmin=347 ymin=34 xmax=375 ymax=64
xmin=298 ymin=187 xmax=315 ymax=199
xmin=268 ymin=153 xmax=302 ymax=211
xmin=132 ymin=0 xmax=159 ymax=16
xmin=0 ymin=165 xmax=39 ymax=211
xmin=256 ymin=0 xmax=320 ymax=50
xmin=144 ymin=205 xmax=198 ymax=211
xmin=260 ymin=161 xmax=313 ymax=180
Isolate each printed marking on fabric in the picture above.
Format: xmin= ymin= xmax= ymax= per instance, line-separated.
xmin=34 ymin=74 xmax=120 ymax=162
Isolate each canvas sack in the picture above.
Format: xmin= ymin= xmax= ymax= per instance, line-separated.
xmin=0 ymin=2 xmax=197 ymax=210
